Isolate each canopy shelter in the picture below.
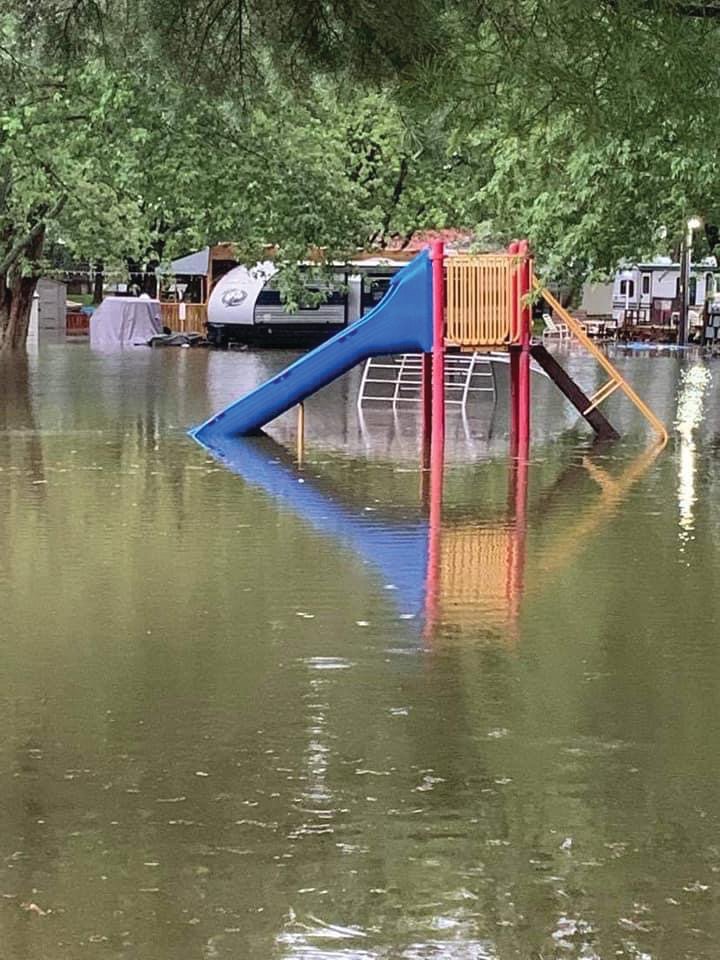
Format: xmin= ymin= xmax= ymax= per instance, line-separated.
xmin=169 ymin=248 xmax=211 ymax=275
xmin=156 ymin=243 xmax=239 ymax=335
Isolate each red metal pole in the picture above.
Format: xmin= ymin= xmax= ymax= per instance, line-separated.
xmin=507 ymin=241 xmax=520 ymax=458
xmin=430 ymin=241 xmax=445 ymax=459
xmin=517 ymin=240 xmax=531 ymax=459
xmin=421 ymin=240 xmax=446 ymax=644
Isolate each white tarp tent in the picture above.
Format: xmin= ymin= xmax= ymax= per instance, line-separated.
xmin=90 ymin=296 xmax=163 ymax=349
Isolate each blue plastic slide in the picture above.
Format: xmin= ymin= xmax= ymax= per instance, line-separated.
xmin=190 ymin=250 xmax=433 ymax=443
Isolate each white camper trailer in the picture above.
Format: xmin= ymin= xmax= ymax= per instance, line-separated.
xmin=207 ymin=261 xmax=349 ymax=347
xmin=612 ymin=258 xmax=720 ymax=331
xmin=160 ymin=245 xmax=408 ymax=347
xmin=203 ymin=257 xmax=406 ymax=348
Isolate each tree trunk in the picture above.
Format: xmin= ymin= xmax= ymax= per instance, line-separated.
xmin=0 ymin=273 xmax=40 ymax=351
xmin=126 ymin=257 xmax=143 ymax=296
xmin=144 ymin=259 xmax=160 ymax=296
xmin=0 ymin=226 xmax=45 ymax=352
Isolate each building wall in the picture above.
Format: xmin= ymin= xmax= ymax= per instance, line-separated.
xmin=36 ymin=278 xmax=67 ymax=337
xmin=581 ymin=282 xmax=613 ymax=317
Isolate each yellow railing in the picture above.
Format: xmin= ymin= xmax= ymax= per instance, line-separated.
xmin=539 ymin=286 xmax=668 ymax=444
xmin=160 ymin=302 xmax=207 ymax=335
xmin=446 ymin=254 xmax=517 ymax=348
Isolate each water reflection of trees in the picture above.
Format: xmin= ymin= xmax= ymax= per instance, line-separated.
xmin=0 ymin=355 xmax=46 ymax=601
xmin=0 ymin=354 xmax=44 ymax=480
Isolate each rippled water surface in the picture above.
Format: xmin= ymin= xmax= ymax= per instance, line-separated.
xmin=1 ymin=343 xmax=719 ymax=959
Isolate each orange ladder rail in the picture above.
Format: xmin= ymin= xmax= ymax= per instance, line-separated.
xmin=538 ymin=286 xmax=669 ymax=445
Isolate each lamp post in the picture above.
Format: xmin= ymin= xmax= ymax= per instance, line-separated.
xmin=679 ymin=216 xmax=703 ymax=346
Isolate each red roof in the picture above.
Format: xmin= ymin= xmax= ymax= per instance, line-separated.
xmin=383 ymin=229 xmax=475 ymax=253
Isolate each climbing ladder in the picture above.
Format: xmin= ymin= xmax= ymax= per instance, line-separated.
xmin=358 ymin=352 xmax=497 ymax=411
xmin=538 ymin=287 xmax=669 ymax=445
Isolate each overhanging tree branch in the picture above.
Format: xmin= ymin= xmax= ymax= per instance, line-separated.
xmin=0 ymin=194 xmax=67 ymax=276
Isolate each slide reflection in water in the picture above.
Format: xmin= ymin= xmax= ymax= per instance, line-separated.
xmin=197 ymin=435 xmax=663 ymax=645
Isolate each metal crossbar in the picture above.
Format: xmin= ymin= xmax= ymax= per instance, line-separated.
xmin=539 ymin=287 xmax=668 ymax=444
xmin=584 ymin=378 xmax=621 ymax=414
xmin=357 ymin=353 xmax=496 ymax=411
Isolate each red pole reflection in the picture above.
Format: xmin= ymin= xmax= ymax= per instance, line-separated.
xmin=423 ymin=421 xmax=444 ymax=644
xmin=505 ymin=453 xmax=529 ymax=647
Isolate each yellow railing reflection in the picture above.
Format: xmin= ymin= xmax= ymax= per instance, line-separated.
xmin=538 ymin=441 xmax=664 ymax=579
xmin=426 ymin=443 xmax=664 ymax=641
xmin=439 ymin=524 xmax=515 ymax=630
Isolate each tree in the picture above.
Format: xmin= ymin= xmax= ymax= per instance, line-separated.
xmin=95 ymin=0 xmax=720 ymax=281
xmin=6 ymin=0 xmax=720 ymax=349
xmin=1 ymin=0 xmax=487 ymax=349
xmin=436 ymin=1 xmax=720 ymax=279
xmin=0 ymin=15 xmax=156 ymax=348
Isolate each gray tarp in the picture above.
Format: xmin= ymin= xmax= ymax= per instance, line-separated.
xmin=90 ymin=297 xmax=163 ymax=349
xmin=168 ymin=247 xmax=210 ymax=276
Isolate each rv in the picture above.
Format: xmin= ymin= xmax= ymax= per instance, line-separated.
xmin=611 ymin=258 xmax=720 ymax=330
xmin=159 ymin=244 xmax=408 ymax=347
xmin=206 ymin=259 xmax=402 ymax=348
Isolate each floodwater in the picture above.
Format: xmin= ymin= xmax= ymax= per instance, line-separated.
xmin=1 ymin=342 xmax=719 ymax=959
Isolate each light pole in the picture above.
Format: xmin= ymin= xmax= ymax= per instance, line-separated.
xmin=679 ymin=216 xmax=703 ymax=346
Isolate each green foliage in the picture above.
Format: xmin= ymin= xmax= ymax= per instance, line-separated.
xmin=0 ymin=19 xmax=150 ymax=275
xmin=0 ymin=3 xmax=480 ymax=300
xmin=369 ymin=0 xmax=720 ymax=282
xmin=5 ymin=0 xmax=720 ymax=344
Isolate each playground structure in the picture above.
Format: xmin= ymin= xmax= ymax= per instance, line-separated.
xmin=357 ymin=351 xmax=550 ymax=414
xmin=189 ymin=241 xmax=669 ymax=645
xmin=190 ymin=240 xmax=668 ymax=460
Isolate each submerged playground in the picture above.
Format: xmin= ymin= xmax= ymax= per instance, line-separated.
xmin=186 ymin=239 xmax=670 ymax=641
xmin=2 ymin=268 xmax=718 ymax=956
xmin=191 ymin=240 xmax=668 ymax=452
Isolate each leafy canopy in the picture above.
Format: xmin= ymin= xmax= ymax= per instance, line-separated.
xmin=4 ymin=0 xmax=720 ymax=291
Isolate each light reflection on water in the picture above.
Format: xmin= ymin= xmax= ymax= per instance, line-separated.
xmin=0 ymin=344 xmax=720 ymax=959
xmin=675 ymin=363 xmax=712 ymax=548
